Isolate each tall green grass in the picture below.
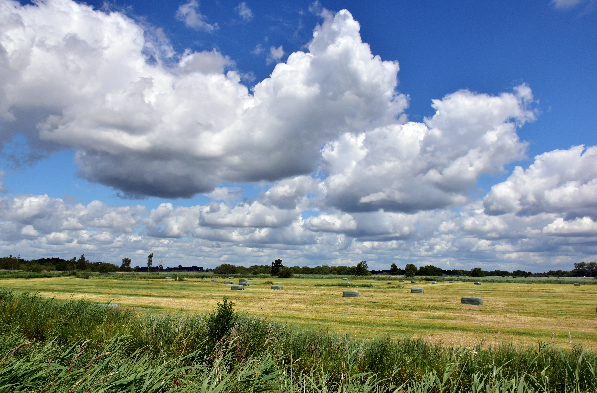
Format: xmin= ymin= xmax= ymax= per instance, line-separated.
xmin=1 ymin=288 xmax=596 ymax=392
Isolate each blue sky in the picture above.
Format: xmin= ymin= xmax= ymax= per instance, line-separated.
xmin=0 ymin=0 xmax=596 ymax=271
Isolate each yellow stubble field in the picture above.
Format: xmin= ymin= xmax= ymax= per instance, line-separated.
xmin=1 ymin=275 xmax=596 ymax=350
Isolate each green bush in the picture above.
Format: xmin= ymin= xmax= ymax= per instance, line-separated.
xmin=277 ymin=267 xmax=293 ymax=278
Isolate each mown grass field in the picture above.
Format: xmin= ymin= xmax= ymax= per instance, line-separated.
xmin=1 ymin=274 xmax=596 ymax=350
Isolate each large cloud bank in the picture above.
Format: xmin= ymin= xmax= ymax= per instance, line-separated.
xmin=0 ymin=0 xmax=595 ymax=270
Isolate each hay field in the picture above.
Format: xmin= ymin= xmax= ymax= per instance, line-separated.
xmin=2 ymin=275 xmax=596 ymax=350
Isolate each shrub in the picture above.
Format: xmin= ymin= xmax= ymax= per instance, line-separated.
xmin=206 ymin=297 xmax=237 ymax=345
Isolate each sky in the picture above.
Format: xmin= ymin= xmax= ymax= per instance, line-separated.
xmin=0 ymin=0 xmax=596 ymax=272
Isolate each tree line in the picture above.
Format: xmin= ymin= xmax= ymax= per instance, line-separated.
xmin=1 ymin=253 xmax=595 ymax=278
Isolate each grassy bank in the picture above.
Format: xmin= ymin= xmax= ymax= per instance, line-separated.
xmin=1 ymin=288 xmax=596 ymax=392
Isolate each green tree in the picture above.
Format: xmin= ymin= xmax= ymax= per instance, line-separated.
xmin=470 ymin=267 xmax=486 ymax=277
xmin=120 ymin=257 xmax=132 ymax=271
xmin=405 ymin=263 xmax=417 ymax=277
xmin=271 ymin=259 xmax=283 ymax=276
xmin=147 ymin=253 xmax=153 ymax=273
xmin=418 ymin=265 xmax=443 ymax=276
xmin=277 ymin=267 xmax=293 ymax=278
xmin=354 ymin=261 xmax=371 ymax=276
xmin=214 ymin=263 xmax=238 ymax=275
xmin=390 ymin=263 xmax=400 ymax=275
xmin=75 ymin=254 xmax=89 ymax=271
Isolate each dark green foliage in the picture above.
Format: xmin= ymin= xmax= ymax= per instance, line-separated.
xmin=213 ymin=263 xmax=238 ymax=275
xmin=574 ymin=262 xmax=597 ymax=277
xmin=277 ymin=267 xmax=293 ymax=278
xmin=470 ymin=267 xmax=486 ymax=277
xmin=120 ymin=257 xmax=132 ymax=271
xmin=417 ymin=264 xmax=442 ymax=276
xmin=206 ymin=297 xmax=237 ymax=345
xmin=354 ymin=261 xmax=371 ymax=276
xmin=271 ymin=259 xmax=283 ymax=276
xmin=390 ymin=263 xmax=400 ymax=275
xmin=147 ymin=253 xmax=153 ymax=272
xmin=405 ymin=263 xmax=417 ymax=277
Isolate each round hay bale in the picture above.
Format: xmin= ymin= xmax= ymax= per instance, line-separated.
xmin=239 ymin=279 xmax=248 ymax=285
xmin=343 ymin=290 xmax=359 ymax=297
xmin=211 ymin=279 xmax=218 ymax=283
xmin=224 ymin=281 xmax=233 ymax=284
xmin=432 ymin=282 xmax=437 ymax=284
xmin=399 ymin=280 xmax=405 ymax=282
xmin=411 ymin=280 xmax=416 ymax=284
xmin=248 ymin=278 xmax=253 ymax=280
xmin=411 ymin=288 xmax=424 ymax=293
xmin=231 ymin=285 xmax=244 ymax=290
xmin=474 ymin=282 xmax=481 ymax=285
xmin=449 ymin=281 xmax=454 ymax=283
xmin=461 ymin=296 xmax=483 ymax=306
xmin=271 ymin=285 xmax=283 ymax=290
xmin=342 ymin=278 xmax=348 ymax=280
xmin=526 ymin=282 xmax=532 ymax=284
xmin=228 ymin=277 xmax=234 ymax=279
xmin=387 ymin=281 xmax=393 ymax=284
xmin=574 ymin=283 xmax=581 ymax=286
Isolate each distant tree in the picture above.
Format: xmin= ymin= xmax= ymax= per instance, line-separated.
xmin=405 ymin=263 xmax=417 ymax=277
xmin=277 ymin=267 xmax=293 ymax=278
xmin=470 ymin=267 xmax=486 ymax=277
xmin=75 ymin=254 xmax=89 ymax=270
xmin=390 ymin=263 xmax=400 ymax=275
xmin=147 ymin=253 xmax=154 ymax=272
xmin=214 ymin=263 xmax=238 ymax=275
xmin=573 ymin=262 xmax=597 ymax=277
xmin=354 ymin=261 xmax=371 ymax=276
xmin=417 ymin=265 xmax=443 ymax=276
xmin=271 ymin=259 xmax=284 ymax=276
xmin=120 ymin=257 xmax=132 ymax=271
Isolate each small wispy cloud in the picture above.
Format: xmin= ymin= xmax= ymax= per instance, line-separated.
xmin=551 ymin=0 xmax=594 ymax=10
xmin=266 ymin=45 xmax=284 ymax=64
xmin=251 ymin=43 xmax=263 ymax=55
xmin=176 ymin=0 xmax=218 ymax=32
xmin=235 ymin=2 xmax=253 ymax=21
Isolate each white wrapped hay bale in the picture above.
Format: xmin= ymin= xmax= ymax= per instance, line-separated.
xmin=411 ymin=288 xmax=424 ymax=293
xmin=574 ymin=283 xmax=581 ymax=286
xmin=224 ymin=281 xmax=233 ymax=284
xmin=474 ymin=282 xmax=481 ymax=285
xmin=432 ymin=282 xmax=437 ymax=284
xmin=231 ymin=285 xmax=244 ymax=290
xmin=461 ymin=297 xmax=483 ymax=306
xmin=342 ymin=278 xmax=348 ymax=280
xmin=271 ymin=285 xmax=283 ymax=290
xmin=239 ymin=279 xmax=248 ymax=286
xmin=211 ymin=279 xmax=218 ymax=283
xmin=387 ymin=281 xmax=393 ymax=284
xmin=343 ymin=290 xmax=359 ymax=297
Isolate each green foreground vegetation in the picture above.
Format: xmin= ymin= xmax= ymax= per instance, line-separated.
xmin=1 ymin=288 xmax=597 ymax=392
